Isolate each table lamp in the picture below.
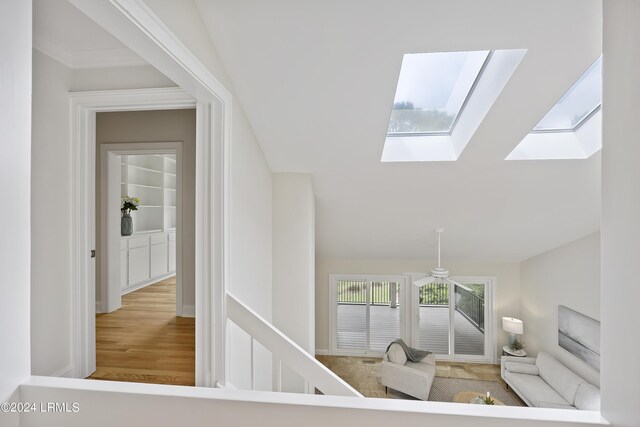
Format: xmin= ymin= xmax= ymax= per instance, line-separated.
xmin=502 ymin=317 xmax=523 ymax=349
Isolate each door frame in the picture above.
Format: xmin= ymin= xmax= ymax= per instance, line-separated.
xmin=67 ymin=0 xmax=234 ymax=388
xmin=69 ymin=88 xmax=227 ymax=387
xmin=99 ymin=142 xmax=183 ymax=315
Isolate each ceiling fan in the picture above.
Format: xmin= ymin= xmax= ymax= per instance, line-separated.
xmin=413 ymin=228 xmax=465 ymax=288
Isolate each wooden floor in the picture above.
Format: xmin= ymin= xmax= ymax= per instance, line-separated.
xmin=337 ymin=305 xmax=484 ymax=355
xmin=88 ymin=277 xmax=195 ymax=386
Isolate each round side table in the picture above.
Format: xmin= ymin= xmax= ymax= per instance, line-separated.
xmin=502 ymin=345 xmax=527 ymax=357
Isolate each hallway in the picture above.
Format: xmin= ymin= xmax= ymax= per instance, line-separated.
xmin=89 ymin=277 xmax=195 ymax=386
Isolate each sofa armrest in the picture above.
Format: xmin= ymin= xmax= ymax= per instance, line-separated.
xmin=416 ymin=353 xmax=436 ymax=365
xmin=501 ymin=355 xmax=536 ymax=378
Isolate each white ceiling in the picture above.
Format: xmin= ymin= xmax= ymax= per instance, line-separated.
xmin=193 ymin=0 xmax=602 ymax=263
xmin=33 ymin=0 xmax=147 ymax=68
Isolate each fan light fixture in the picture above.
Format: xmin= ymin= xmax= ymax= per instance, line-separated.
xmin=413 ymin=228 xmax=466 ymax=289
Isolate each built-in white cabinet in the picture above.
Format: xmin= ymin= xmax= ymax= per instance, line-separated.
xmin=120 ymin=231 xmax=176 ymax=294
xmin=118 ymin=153 xmax=178 ymax=295
xmin=121 ymin=154 xmax=177 ymax=234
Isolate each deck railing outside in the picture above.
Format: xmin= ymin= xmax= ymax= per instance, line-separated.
xmin=454 ymin=285 xmax=484 ymax=331
xmin=337 ymin=281 xmax=485 ymax=332
xmin=336 ymin=281 xmax=399 ymax=306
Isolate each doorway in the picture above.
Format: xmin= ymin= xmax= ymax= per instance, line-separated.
xmin=90 ymin=109 xmax=197 ymax=385
xmin=98 ymin=146 xmax=184 ymax=316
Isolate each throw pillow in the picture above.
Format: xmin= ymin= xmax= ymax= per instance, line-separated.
xmin=387 ymin=343 xmax=407 ymax=365
xmin=505 ymin=361 xmax=539 ymax=375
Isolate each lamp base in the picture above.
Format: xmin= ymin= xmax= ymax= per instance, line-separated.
xmin=508 ymin=333 xmax=517 ymax=349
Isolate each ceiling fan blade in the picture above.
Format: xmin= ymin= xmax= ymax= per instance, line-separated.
xmin=413 ymin=276 xmax=436 ymax=287
xmin=446 ymin=278 xmax=473 ymax=292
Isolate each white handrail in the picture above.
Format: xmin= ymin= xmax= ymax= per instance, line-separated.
xmin=226 ymin=292 xmax=363 ymax=397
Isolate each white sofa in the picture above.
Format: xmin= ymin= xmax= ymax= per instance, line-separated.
xmin=379 ymin=343 xmax=436 ymax=400
xmin=501 ymin=352 xmax=600 ymax=410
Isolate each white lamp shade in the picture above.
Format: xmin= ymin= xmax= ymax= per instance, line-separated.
xmin=502 ymin=317 xmax=524 ymax=334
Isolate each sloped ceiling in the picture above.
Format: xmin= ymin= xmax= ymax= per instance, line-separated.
xmin=195 ymin=0 xmax=602 ymax=262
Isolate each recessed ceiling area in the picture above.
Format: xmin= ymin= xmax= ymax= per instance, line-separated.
xmin=194 ymin=0 xmax=602 ymax=263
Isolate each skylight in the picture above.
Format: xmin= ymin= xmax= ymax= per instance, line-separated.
xmin=382 ymin=49 xmax=527 ymax=162
xmin=532 ymin=57 xmax=602 ymax=132
xmin=387 ymin=50 xmax=490 ymax=135
xmin=507 ymin=56 xmax=602 ymax=160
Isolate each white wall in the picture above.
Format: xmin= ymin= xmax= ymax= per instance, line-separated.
xmin=602 ymin=2 xmax=640 ymax=425
xmin=520 ymin=232 xmax=600 ymax=386
xmin=272 ymin=173 xmax=315 ymax=392
xmin=95 ymin=109 xmax=197 ymax=312
xmin=316 ymin=259 xmax=520 ymax=359
xmin=30 ymin=50 xmax=74 ymax=377
xmin=0 ymin=2 xmax=31 ymax=427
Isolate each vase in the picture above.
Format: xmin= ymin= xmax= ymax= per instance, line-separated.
xmin=121 ymin=214 xmax=133 ymax=236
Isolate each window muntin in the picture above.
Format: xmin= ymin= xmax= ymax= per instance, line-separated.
xmin=387 ymin=50 xmax=490 ymax=135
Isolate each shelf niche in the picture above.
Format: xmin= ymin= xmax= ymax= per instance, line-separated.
xmin=121 ymin=154 xmax=177 ymax=234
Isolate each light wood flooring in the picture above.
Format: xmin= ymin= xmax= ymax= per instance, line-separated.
xmin=88 ymin=277 xmax=195 ymax=386
xmin=316 ymin=355 xmax=523 ymax=403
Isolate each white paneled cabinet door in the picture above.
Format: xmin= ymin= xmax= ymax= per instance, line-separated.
xmin=128 ymin=246 xmax=150 ymax=285
xmin=150 ymin=243 xmax=168 ymax=278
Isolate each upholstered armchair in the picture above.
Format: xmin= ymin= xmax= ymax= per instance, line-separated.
xmin=379 ymin=342 xmax=436 ymax=400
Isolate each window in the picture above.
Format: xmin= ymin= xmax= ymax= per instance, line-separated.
xmin=387 ymin=51 xmax=490 ymax=135
xmin=507 ymin=56 xmax=602 ymax=160
xmin=532 ymin=57 xmax=601 ymax=132
xmin=382 ymin=49 xmax=527 ymax=162
xmin=330 ymin=274 xmax=495 ymax=363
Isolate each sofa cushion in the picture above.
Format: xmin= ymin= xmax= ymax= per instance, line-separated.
xmin=505 ymin=371 xmax=570 ymax=407
xmin=505 ymin=361 xmax=539 ymax=375
xmin=574 ymin=382 xmax=601 ymax=410
xmin=387 ymin=343 xmax=407 ymax=365
xmin=535 ymin=352 xmax=583 ymax=404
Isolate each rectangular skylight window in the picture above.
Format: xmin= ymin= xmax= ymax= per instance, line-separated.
xmin=532 ymin=56 xmax=602 ymax=132
xmin=387 ymin=50 xmax=490 ymax=135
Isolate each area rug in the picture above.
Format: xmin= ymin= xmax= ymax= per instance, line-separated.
xmin=428 ymin=377 xmax=524 ymax=406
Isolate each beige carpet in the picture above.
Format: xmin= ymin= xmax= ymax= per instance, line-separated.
xmin=387 ymin=377 xmax=524 ymax=406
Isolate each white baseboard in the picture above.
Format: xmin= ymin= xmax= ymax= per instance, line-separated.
xmin=50 ymin=365 xmax=73 ymax=378
xmin=95 ymin=301 xmax=103 ymax=313
xmin=181 ymin=305 xmax=195 ymax=318
xmin=315 ymin=349 xmax=329 ymax=356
